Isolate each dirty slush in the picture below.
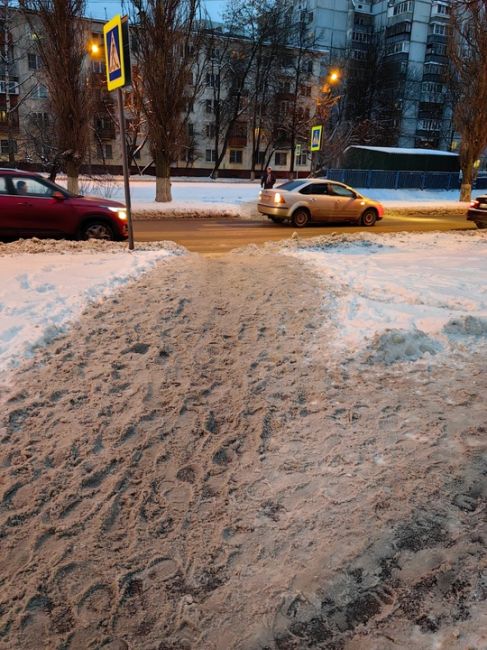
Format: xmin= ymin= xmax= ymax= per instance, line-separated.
xmin=0 ymin=251 xmax=485 ymax=649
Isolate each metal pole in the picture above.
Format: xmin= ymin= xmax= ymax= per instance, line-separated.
xmin=117 ymin=87 xmax=134 ymax=250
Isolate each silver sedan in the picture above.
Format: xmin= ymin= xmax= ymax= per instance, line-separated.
xmin=258 ymin=178 xmax=384 ymax=227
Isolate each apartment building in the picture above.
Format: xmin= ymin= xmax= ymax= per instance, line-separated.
xmin=0 ymin=8 xmax=324 ymax=176
xmin=301 ymin=0 xmax=453 ymax=150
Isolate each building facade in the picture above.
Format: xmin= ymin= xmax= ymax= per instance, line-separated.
xmin=1 ymin=1 xmax=456 ymax=176
xmin=0 ymin=8 xmax=325 ymax=176
xmin=302 ymin=0 xmax=454 ymax=150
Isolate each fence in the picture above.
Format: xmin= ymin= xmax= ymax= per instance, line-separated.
xmin=325 ymin=169 xmax=487 ymax=191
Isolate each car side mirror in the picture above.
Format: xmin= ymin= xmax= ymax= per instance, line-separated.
xmin=52 ymin=191 xmax=65 ymax=200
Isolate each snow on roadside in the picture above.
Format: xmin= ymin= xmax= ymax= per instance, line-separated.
xmin=283 ymin=230 xmax=487 ymax=364
xmin=71 ymin=179 xmax=469 ymax=219
xmin=0 ymin=239 xmax=185 ymax=378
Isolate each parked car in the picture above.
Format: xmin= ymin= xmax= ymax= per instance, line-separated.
xmin=258 ymin=178 xmax=384 ymax=227
xmin=0 ymin=169 xmax=128 ymax=241
xmin=467 ymin=195 xmax=487 ymax=229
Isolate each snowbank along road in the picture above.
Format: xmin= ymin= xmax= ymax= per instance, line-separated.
xmin=0 ymin=243 xmax=486 ymax=649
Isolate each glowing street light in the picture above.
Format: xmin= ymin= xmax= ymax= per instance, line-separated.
xmin=328 ymin=69 xmax=341 ymax=84
xmin=89 ymin=41 xmax=101 ymax=57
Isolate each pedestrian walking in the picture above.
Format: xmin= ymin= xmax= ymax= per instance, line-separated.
xmin=261 ymin=167 xmax=276 ymax=189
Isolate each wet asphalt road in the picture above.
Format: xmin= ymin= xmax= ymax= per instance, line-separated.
xmin=133 ymin=210 xmax=474 ymax=254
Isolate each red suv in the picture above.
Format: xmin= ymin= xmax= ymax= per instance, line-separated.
xmin=0 ymin=169 xmax=128 ymax=241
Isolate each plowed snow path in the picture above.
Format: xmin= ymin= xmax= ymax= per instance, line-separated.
xmin=0 ymin=252 xmax=485 ymax=650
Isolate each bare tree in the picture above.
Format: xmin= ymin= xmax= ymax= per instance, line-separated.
xmin=205 ymin=0 xmax=289 ymax=179
xmin=20 ymin=0 xmax=93 ymax=193
xmin=129 ymin=0 xmax=205 ymax=202
xmin=0 ymin=1 xmax=30 ymax=164
xmin=448 ymin=0 xmax=487 ymax=201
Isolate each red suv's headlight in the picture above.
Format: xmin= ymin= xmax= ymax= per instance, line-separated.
xmin=108 ymin=207 xmax=127 ymax=220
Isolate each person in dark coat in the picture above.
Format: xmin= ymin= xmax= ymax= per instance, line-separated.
xmin=261 ymin=166 xmax=276 ymax=189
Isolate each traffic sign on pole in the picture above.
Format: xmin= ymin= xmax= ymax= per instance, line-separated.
xmin=103 ymin=14 xmax=134 ymax=250
xmin=103 ymin=14 xmax=131 ymax=91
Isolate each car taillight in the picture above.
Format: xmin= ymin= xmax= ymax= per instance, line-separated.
xmin=274 ymin=192 xmax=286 ymax=205
xmin=470 ymin=200 xmax=480 ymax=208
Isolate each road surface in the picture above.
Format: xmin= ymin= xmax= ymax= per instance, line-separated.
xmin=133 ymin=210 xmax=474 ymax=254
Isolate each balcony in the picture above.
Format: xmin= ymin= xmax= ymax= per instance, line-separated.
xmin=228 ymin=135 xmax=247 ymax=148
xmin=427 ymin=33 xmax=447 ymax=45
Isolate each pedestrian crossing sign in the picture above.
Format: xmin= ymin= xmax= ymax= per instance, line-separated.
xmin=103 ymin=15 xmax=130 ymax=91
xmin=310 ymin=125 xmax=322 ymax=152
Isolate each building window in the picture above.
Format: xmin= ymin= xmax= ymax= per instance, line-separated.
xmin=352 ymin=31 xmax=372 ymax=43
xmin=0 ymin=80 xmax=20 ymax=95
xmin=30 ymin=112 xmax=49 ymax=128
xmin=188 ymin=122 xmax=194 ymax=137
xmin=426 ymin=42 xmax=447 ymax=56
xmin=431 ymin=23 xmax=448 ymax=36
xmin=28 ymin=53 xmax=41 ymax=70
xmin=205 ymin=99 xmax=217 ymax=114
xmin=92 ymin=60 xmax=104 ymax=74
xmin=32 ymin=83 xmax=48 ymax=99
xmin=424 ymin=62 xmax=446 ymax=76
xmin=205 ymin=72 xmax=219 ymax=87
xmin=206 ymin=123 xmax=216 ymax=138
xmin=432 ymin=2 xmax=451 ymax=16
xmin=1 ymin=139 xmax=17 ymax=154
xmin=279 ymin=80 xmax=292 ymax=93
xmin=393 ymin=1 xmax=414 ymax=16
xmin=205 ymin=149 xmax=217 ymax=162
xmin=181 ymin=147 xmax=195 ymax=162
xmin=275 ymin=152 xmax=287 ymax=166
xmin=422 ymin=81 xmax=445 ymax=94
xmin=229 ymin=149 xmax=243 ymax=164
xmin=97 ymin=143 xmax=113 ymax=159
xmin=386 ymin=41 xmax=410 ymax=56
xmin=256 ymin=151 xmax=266 ymax=166
xmin=418 ymin=119 xmax=441 ymax=131
xmin=296 ymin=152 xmax=308 ymax=166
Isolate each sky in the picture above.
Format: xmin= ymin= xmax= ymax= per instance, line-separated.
xmin=85 ymin=0 xmax=227 ymax=22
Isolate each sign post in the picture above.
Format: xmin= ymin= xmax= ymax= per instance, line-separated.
xmin=103 ymin=15 xmax=134 ymax=250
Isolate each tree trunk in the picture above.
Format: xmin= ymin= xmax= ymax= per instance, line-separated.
xmin=460 ymin=160 xmax=474 ymax=202
xmin=66 ymin=160 xmax=79 ymax=194
xmin=155 ymin=155 xmax=172 ymax=202
xmin=460 ymin=182 xmax=472 ymax=202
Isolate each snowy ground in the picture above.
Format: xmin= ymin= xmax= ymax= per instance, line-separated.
xmin=0 ymin=239 xmax=185 ymax=384
xmin=282 ymin=231 xmax=487 ymax=364
xmin=0 ymin=231 xmax=485 ymax=649
xmin=70 ymin=177 xmax=470 ymax=219
xmin=0 ymin=232 xmax=484 ymax=382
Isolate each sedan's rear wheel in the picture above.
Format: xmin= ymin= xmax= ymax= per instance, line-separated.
xmin=80 ymin=220 xmax=115 ymax=241
xmin=360 ymin=209 xmax=377 ymax=227
xmin=292 ymin=209 xmax=310 ymax=228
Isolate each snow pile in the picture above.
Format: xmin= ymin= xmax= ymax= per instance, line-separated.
xmin=285 ymin=231 xmax=487 ymax=363
xmin=0 ymin=238 xmax=186 ymax=255
xmin=364 ymin=328 xmax=443 ymax=365
xmin=0 ymin=240 xmax=184 ymax=377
